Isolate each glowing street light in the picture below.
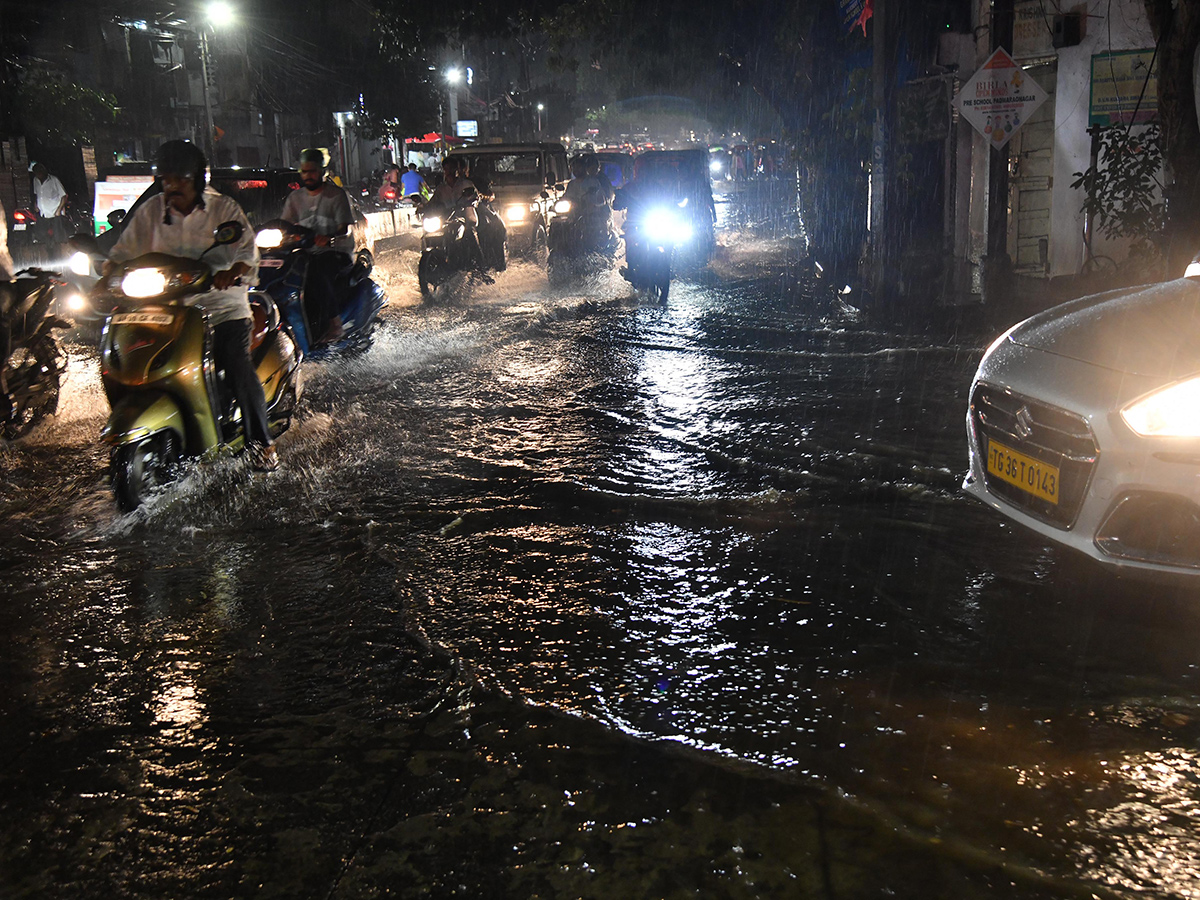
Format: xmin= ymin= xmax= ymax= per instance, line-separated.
xmin=536 ymin=102 xmax=544 ymax=136
xmin=445 ymin=67 xmax=461 ymax=137
xmin=197 ymin=2 xmax=236 ymax=164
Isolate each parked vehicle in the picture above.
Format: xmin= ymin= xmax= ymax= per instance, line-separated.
xmin=442 ymin=143 xmax=570 ymax=259
xmin=253 ymin=220 xmax=387 ymax=356
xmin=964 ymin=255 xmax=1200 ymax=576
xmin=417 ymin=187 xmax=506 ymax=299
xmin=98 ymin=222 xmax=302 ymax=510
xmin=1 ymin=269 xmax=70 ymax=439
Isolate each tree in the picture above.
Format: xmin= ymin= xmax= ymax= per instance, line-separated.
xmin=1144 ymin=0 xmax=1200 ymax=273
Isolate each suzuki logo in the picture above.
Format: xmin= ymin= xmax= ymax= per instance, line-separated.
xmin=1014 ymin=406 xmax=1034 ymax=441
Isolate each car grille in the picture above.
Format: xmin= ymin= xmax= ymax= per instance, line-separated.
xmin=970 ymin=382 xmax=1098 ymax=528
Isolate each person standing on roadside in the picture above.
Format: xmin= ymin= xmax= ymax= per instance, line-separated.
xmin=30 ymin=162 xmax=68 ymax=244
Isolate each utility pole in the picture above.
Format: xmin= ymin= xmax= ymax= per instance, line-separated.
xmin=985 ymin=0 xmax=1015 ymax=295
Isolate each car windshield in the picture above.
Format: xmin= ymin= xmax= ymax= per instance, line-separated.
xmin=462 ymin=153 xmax=543 ymax=187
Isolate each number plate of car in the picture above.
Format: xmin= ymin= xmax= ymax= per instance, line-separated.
xmin=986 ymin=438 xmax=1059 ymax=505
xmin=111 ymin=312 xmax=176 ymax=326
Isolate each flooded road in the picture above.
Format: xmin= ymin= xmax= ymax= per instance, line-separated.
xmin=3 ymin=221 xmax=1200 ymax=898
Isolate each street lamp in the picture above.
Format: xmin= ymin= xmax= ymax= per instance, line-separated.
xmin=445 ymin=67 xmax=461 ymax=137
xmin=536 ymin=102 xmax=544 ymax=138
xmin=197 ymin=1 xmax=235 ymax=165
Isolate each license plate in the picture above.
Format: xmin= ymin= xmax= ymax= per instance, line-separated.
xmin=986 ymin=438 xmax=1059 ymax=505
xmin=111 ymin=312 xmax=176 ymax=326
xmin=12 ymin=224 xmax=25 ymax=231
xmin=259 ymin=258 xmax=284 ymax=268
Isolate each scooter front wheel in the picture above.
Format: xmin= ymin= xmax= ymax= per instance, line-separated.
xmin=112 ymin=430 xmax=180 ymax=511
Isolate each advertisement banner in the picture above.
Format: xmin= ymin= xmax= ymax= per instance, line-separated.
xmin=952 ymin=48 xmax=1049 ymax=149
xmin=1089 ymin=50 xmax=1158 ymax=126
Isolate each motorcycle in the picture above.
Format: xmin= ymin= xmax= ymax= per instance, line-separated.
xmin=98 ymin=221 xmax=303 ymax=511
xmin=619 ymin=199 xmax=692 ymax=302
xmin=1 ymin=269 xmax=71 ymax=440
xmin=417 ymin=187 xmax=506 ymax=300
xmin=546 ymin=193 xmax=619 ymax=286
xmin=253 ymin=221 xmax=387 ymax=357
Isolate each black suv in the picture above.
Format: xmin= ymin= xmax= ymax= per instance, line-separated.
xmin=443 ymin=143 xmax=570 ymax=257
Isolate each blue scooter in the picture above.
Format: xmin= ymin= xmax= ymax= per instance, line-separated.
xmin=253 ymin=220 xmax=387 ymax=357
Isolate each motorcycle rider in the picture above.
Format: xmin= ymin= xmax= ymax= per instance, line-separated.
xmin=104 ymin=139 xmax=277 ymax=471
xmin=562 ymin=155 xmax=614 ymax=250
xmin=427 ymin=156 xmax=491 ymax=282
xmin=400 ymin=163 xmax=429 ymax=200
xmin=281 ymin=148 xmax=355 ymax=343
xmin=29 ymin=161 xmax=68 ymax=245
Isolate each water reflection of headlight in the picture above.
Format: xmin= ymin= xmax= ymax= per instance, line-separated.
xmin=121 ymin=268 xmax=168 ymax=298
xmin=504 ymin=205 xmax=528 ymax=223
xmin=422 ymin=216 xmax=443 ymax=233
xmin=69 ymin=251 xmax=91 ymax=276
xmin=256 ymin=228 xmax=284 ymax=249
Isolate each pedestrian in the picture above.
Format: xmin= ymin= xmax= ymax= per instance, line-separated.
xmin=0 ymin=199 xmax=14 ymax=280
xmin=29 ymin=162 xmax=68 ymax=244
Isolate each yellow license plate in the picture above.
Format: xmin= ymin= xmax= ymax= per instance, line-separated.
xmin=986 ymin=438 xmax=1059 ymax=505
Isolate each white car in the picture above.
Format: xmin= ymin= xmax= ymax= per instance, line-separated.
xmin=964 ymin=260 xmax=1200 ymax=575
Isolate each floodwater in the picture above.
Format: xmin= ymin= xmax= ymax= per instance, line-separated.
xmin=3 ymin=196 xmax=1200 ymax=899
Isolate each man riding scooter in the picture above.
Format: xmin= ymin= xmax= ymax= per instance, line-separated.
xmin=104 ymin=140 xmax=278 ymax=471
xmin=281 ymin=148 xmax=355 ymax=343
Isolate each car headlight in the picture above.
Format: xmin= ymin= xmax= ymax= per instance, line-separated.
xmin=504 ymin=205 xmax=528 ymax=223
xmin=553 ymin=199 xmax=572 ymax=215
xmin=422 ymin=216 xmax=443 ymax=233
xmin=1121 ymin=376 xmax=1200 ymax=437
xmin=121 ymin=268 xmax=168 ymax=298
xmin=256 ymin=228 xmax=284 ymax=249
xmin=69 ymin=251 xmax=91 ymax=276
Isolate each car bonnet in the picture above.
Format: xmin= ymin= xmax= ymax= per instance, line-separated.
xmin=1007 ymin=278 xmax=1200 ymax=379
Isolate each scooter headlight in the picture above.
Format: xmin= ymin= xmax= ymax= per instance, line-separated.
xmin=121 ymin=268 xmax=168 ymax=298
xmin=256 ymin=228 xmax=284 ymax=249
xmin=504 ymin=204 xmax=528 ymax=223
xmin=64 ymin=291 xmax=88 ymax=313
xmin=68 ymin=251 xmax=91 ymax=276
xmin=423 ymin=216 xmax=443 ymax=234
xmin=553 ymin=199 xmax=572 ymax=215
xmin=1122 ymin=376 xmax=1200 ymax=437
xmin=644 ymin=208 xmax=691 ymax=245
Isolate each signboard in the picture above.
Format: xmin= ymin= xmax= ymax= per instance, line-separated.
xmin=1013 ymin=0 xmax=1055 ymax=59
xmin=456 ymin=119 xmax=478 ymax=138
xmin=93 ymin=179 xmax=153 ymax=235
xmin=952 ymin=48 xmax=1049 ymax=149
xmin=1090 ymin=50 xmax=1158 ymax=126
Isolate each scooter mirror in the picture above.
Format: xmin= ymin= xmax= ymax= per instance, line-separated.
xmin=68 ymin=232 xmax=101 ymax=255
xmin=108 ymin=209 xmax=126 ymax=227
xmin=213 ymin=220 xmax=245 ymax=246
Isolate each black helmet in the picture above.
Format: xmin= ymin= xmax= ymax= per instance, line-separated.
xmin=156 ymin=139 xmax=206 ymax=181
